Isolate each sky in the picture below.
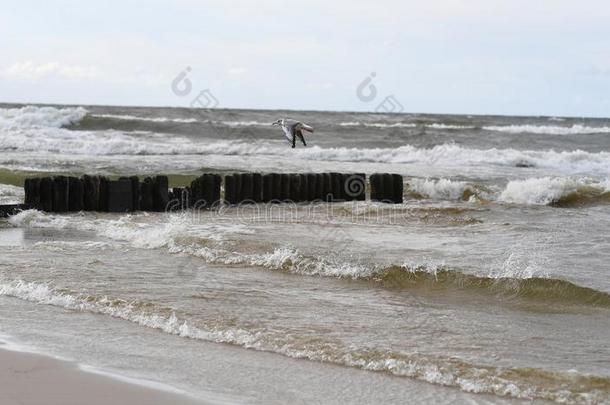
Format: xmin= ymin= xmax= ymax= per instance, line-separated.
xmin=1 ymin=0 xmax=610 ymax=117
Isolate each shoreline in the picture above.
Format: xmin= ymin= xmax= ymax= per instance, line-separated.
xmin=0 ymin=340 xmax=205 ymax=405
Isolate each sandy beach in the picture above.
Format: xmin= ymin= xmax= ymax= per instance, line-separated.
xmin=0 ymin=346 xmax=203 ymax=405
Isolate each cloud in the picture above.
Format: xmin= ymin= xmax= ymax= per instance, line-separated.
xmin=0 ymin=61 xmax=100 ymax=81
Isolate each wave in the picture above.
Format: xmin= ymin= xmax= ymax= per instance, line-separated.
xmin=484 ymin=124 xmax=610 ymax=135
xmin=339 ymin=122 xmax=417 ymax=128
xmin=499 ymin=177 xmax=610 ymax=206
xmin=90 ymin=113 xmax=198 ymax=124
xmin=0 ymin=183 xmax=24 ymax=204
xmin=338 ymin=122 xmax=475 ymax=129
xmin=375 ymin=266 xmax=610 ymax=307
xmin=8 ymin=210 xmax=610 ymax=308
xmin=0 ymin=106 xmax=87 ymax=129
xmin=425 ymin=123 xmax=476 ymax=130
xmin=1 ymin=277 xmax=608 ymax=404
xmin=1 ymin=107 xmax=609 ymax=176
xmin=405 ymin=177 xmax=610 ymax=207
xmin=405 ymin=178 xmax=483 ymax=201
xmin=219 ymin=120 xmax=271 ymax=127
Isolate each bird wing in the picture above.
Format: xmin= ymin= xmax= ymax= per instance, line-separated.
xmin=280 ymin=122 xmax=294 ymax=144
xmin=300 ymin=123 xmax=314 ymax=133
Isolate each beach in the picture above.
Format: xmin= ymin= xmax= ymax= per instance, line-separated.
xmin=0 ymin=346 xmax=204 ymax=405
xmin=1 ymin=104 xmax=609 ymax=404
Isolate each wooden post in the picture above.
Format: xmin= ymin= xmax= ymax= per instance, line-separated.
xmin=139 ymin=177 xmax=153 ymax=211
xmin=107 ymin=179 xmax=133 ymax=212
xmin=24 ymin=178 xmax=41 ymax=209
xmin=52 ymin=176 xmax=68 ymax=212
xmin=67 ymin=177 xmax=84 ymax=212
xmin=391 ymin=174 xmax=403 ymax=204
xmin=252 ymin=173 xmax=263 ymax=203
xmin=40 ymin=177 xmax=53 ymax=212
xmin=152 ymin=175 xmax=169 ymax=211
xmin=370 ymin=173 xmax=384 ymax=202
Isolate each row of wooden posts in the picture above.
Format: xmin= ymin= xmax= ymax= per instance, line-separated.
xmin=20 ymin=172 xmax=404 ymax=213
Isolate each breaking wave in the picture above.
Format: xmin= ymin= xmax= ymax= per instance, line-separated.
xmin=1 ymin=106 xmax=610 ymax=176
xmin=0 ymin=105 xmax=87 ymax=129
xmin=484 ymin=124 xmax=610 ymax=135
xmin=0 ymin=276 xmax=608 ymax=404
xmin=8 ymin=210 xmax=610 ymax=308
xmin=1 ymin=276 xmax=609 ymax=404
xmin=339 ymin=122 xmax=417 ymax=128
xmin=405 ymin=178 xmax=483 ymax=201
xmin=338 ymin=122 xmax=475 ymax=129
xmin=499 ymin=177 xmax=610 ymax=206
xmin=90 ymin=113 xmax=198 ymax=124
xmin=0 ymin=183 xmax=24 ymax=204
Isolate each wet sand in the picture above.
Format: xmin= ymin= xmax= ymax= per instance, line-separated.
xmin=0 ymin=347 xmax=204 ymax=405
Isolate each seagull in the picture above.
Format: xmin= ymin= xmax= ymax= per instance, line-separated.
xmin=272 ymin=118 xmax=314 ymax=148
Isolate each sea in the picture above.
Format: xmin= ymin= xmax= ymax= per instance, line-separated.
xmin=0 ymin=103 xmax=609 ymax=404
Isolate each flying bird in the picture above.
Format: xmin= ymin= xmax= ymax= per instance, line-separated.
xmin=272 ymin=119 xmax=314 ymax=148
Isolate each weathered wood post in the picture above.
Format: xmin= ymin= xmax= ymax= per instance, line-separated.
xmin=280 ymin=174 xmax=291 ymax=202
xmin=107 ymin=178 xmax=133 ymax=212
xmin=306 ymin=173 xmax=317 ymax=201
xmin=130 ymin=176 xmax=140 ymax=211
xmin=82 ymin=175 xmax=100 ymax=211
xmin=241 ymin=173 xmax=254 ymax=203
xmin=40 ymin=177 xmax=53 ymax=212
xmin=252 ymin=173 xmax=263 ymax=203
xmin=139 ymin=177 xmax=154 ymax=211
xmin=270 ymin=173 xmax=282 ymax=202
xmin=370 ymin=173 xmax=384 ymax=202
xmin=330 ymin=173 xmax=342 ymax=202
xmin=52 ymin=176 xmax=69 ymax=212
xmin=24 ymin=178 xmax=41 ymax=209
xmin=67 ymin=177 xmax=84 ymax=212
xmin=262 ymin=173 xmax=273 ymax=203
xmin=391 ymin=174 xmax=404 ymax=204
xmin=224 ymin=174 xmax=237 ymax=205
xmin=152 ymin=175 xmax=169 ymax=211
xmin=289 ymin=174 xmax=301 ymax=202
xmin=382 ymin=174 xmax=394 ymax=203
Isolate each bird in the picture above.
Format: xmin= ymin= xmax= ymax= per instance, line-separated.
xmin=272 ymin=118 xmax=314 ymax=148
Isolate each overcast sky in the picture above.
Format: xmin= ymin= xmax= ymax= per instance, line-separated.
xmin=2 ymin=0 xmax=610 ymax=117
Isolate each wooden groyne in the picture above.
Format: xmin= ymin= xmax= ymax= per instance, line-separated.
xmin=6 ymin=172 xmax=404 ymax=215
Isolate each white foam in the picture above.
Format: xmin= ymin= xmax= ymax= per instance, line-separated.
xmin=407 ymin=178 xmax=476 ymax=200
xmin=339 ymin=122 xmax=417 ymax=128
xmin=425 ymin=123 xmax=475 ymax=130
xmin=219 ymin=120 xmax=271 ymax=127
xmin=1 ymin=108 xmax=609 ymax=176
xmin=484 ymin=124 xmax=610 ymax=135
xmin=497 ymin=177 xmax=610 ymax=206
xmin=0 ymin=106 xmax=87 ymax=129
xmin=339 ymin=122 xmax=474 ymax=130
xmin=0 ymin=183 xmax=24 ymax=204
xmin=0 ymin=277 xmax=600 ymax=403
xmin=91 ymin=113 xmax=198 ymax=124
